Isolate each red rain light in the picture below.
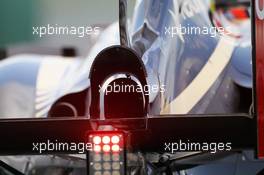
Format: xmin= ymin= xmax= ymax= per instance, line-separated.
xmin=102 ymin=136 xmax=111 ymax=144
xmin=88 ymin=132 xmax=125 ymax=175
xmin=94 ymin=145 xmax=101 ymax=152
xmin=93 ymin=136 xmax=101 ymax=144
xmin=112 ymin=145 xmax=120 ymax=152
xmin=111 ymin=136 xmax=120 ymax=144
xmin=103 ymin=145 xmax=111 ymax=152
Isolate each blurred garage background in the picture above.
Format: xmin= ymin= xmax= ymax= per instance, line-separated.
xmin=0 ymin=0 xmax=135 ymax=57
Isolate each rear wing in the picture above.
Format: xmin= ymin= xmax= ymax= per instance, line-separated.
xmin=0 ymin=115 xmax=255 ymax=155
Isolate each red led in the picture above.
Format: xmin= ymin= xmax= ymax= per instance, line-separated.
xmin=112 ymin=145 xmax=120 ymax=152
xmin=111 ymin=136 xmax=120 ymax=144
xmin=93 ymin=136 xmax=101 ymax=144
xmin=103 ymin=145 xmax=111 ymax=152
xmin=102 ymin=136 xmax=111 ymax=144
xmin=94 ymin=145 xmax=101 ymax=152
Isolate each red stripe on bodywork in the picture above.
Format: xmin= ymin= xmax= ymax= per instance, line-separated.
xmin=255 ymin=0 xmax=264 ymax=158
